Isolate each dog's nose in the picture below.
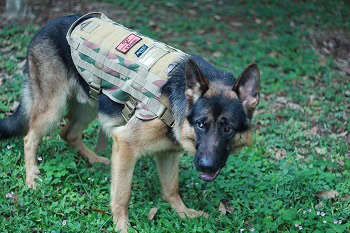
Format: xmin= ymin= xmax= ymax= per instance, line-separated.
xmin=198 ymin=156 xmax=216 ymax=173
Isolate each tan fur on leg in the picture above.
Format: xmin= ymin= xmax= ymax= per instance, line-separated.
xmin=24 ymin=131 xmax=41 ymax=188
xmin=155 ymin=151 xmax=208 ymax=218
xmin=24 ymin=94 xmax=68 ymax=188
xmin=110 ymin=132 xmax=137 ymax=233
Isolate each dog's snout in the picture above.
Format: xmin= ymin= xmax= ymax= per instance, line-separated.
xmin=198 ymin=156 xmax=216 ymax=172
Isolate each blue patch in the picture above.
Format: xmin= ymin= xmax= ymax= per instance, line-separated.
xmin=135 ymin=44 xmax=148 ymax=57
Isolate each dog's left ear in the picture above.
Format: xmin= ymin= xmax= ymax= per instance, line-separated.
xmin=233 ymin=63 xmax=260 ymax=118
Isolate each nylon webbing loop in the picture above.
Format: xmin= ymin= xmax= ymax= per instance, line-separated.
xmin=89 ymin=76 xmax=101 ymax=100
xmin=121 ymin=98 xmax=137 ymax=122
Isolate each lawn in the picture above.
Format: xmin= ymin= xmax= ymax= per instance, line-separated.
xmin=0 ymin=0 xmax=349 ymax=232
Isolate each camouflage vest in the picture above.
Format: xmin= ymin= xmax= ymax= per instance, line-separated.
xmin=66 ymin=12 xmax=187 ymax=126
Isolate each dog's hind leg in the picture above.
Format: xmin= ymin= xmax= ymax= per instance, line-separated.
xmin=155 ymin=152 xmax=208 ymax=218
xmin=23 ymin=85 xmax=68 ymax=189
xmin=23 ymin=40 xmax=75 ymax=188
xmin=60 ymin=101 xmax=110 ymax=165
xmin=23 ymin=85 xmax=69 ymax=188
xmin=24 ymin=129 xmax=43 ymax=188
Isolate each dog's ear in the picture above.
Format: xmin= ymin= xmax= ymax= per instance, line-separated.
xmin=185 ymin=58 xmax=209 ymax=104
xmin=233 ymin=63 xmax=260 ymax=118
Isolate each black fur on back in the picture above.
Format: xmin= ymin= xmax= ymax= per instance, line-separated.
xmin=29 ymin=14 xmax=90 ymax=92
xmin=161 ymin=55 xmax=237 ymax=125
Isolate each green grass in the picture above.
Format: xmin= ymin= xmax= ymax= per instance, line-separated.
xmin=1 ymin=0 xmax=349 ymax=232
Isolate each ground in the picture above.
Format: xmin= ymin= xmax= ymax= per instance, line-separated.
xmin=0 ymin=0 xmax=349 ymax=232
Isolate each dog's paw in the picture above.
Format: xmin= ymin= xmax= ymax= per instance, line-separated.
xmin=114 ymin=214 xmax=129 ymax=233
xmin=177 ymin=208 xmax=209 ymax=219
xmin=88 ymin=156 xmax=111 ymax=166
xmin=25 ymin=166 xmax=41 ymax=189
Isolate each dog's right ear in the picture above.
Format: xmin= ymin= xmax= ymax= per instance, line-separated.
xmin=185 ymin=58 xmax=209 ymax=105
xmin=233 ymin=63 xmax=260 ymax=118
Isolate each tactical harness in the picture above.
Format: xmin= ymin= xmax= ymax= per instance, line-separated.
xmin=66 ymin=12 xmax=188 ymax=128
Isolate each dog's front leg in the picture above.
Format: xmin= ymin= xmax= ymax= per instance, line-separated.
xmin=155 ymin=152 xmax=208 ymax=218
xmin=111 ymin=132 xmax=137 ymax=233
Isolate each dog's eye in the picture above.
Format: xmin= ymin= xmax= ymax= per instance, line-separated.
xmin=224 ymin=126 xmax=232 ymax=133
xmin=196 ymin=121 xmax=204 ymax=129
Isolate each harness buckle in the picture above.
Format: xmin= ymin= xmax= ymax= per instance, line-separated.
xmin=122 ymin=99 xmax=137 ymax=122
xmin=89 ymin=77 xmax=101 ymax=101
xmin=89 ymin=85 xmax=101 ymax=100
xmin=159 ymin=108 xmax=175 ymax=128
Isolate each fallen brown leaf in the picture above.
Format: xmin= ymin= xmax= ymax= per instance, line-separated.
xmin=314 ymin=201 xmax=324 ymax=209
xmin=308 ymin=95 xmax=315 ymax=105
xmin=91 ymin=208 xmax=106 ymax=214
xmin=218 ymin=202 xmax=227 ymax=215
xmin=336 ymin=159 xmax=344 ymax=168
xmin=344 ymin=67 xmax=350 ymax=75
xmin=230 ymin=21 xmax=243 ymax=27
xmin=287 ymin=102 xmax=304 ymax=112
xmin=212 ymin=51 xmax=222 ymax=58
xmin=276 ymin=96 xmax=288 ymax=104
xmin=214 ymin=15 xmax=221 ymax=21
xmin=275 ymin=151 xmax=283 ymax=161
xmin=188 ymin=10 xmax=196 ymax=15
xmin=148 ymin=207 xmax=158 ymax=221
xmin=336 ymin=131 xmax=348 ymax=137
xmin=225 ymin=205 xmax=233 ymax=214
xmin=310 ymin=126 xmax=318 ymax=136
xmin=1 ymin=45 xmax=15 ymax=53
xmin=345 ymin=90 xmax=350 ymax=97
xmin=268 ymin=52 xmax=277 ymax=57
xmin=297 ymin=154 xmax=308 ymax=162
xmin=315 ymin=147 xmax=326 ymax=155
xmin=316 ymin=190 xmax=339 ymax=199
xmin=275 ymin=149 xmax=287 ymax=161
xmin=346 ymin=152 xmax=350 ymax=159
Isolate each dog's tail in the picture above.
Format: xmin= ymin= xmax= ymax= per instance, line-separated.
xmin=0 ymin=101 xmax=28 ymax=139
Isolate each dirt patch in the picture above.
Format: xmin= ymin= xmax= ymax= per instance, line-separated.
xmin=313 ymin=29 xmax=350 ymax=76
xmin=0 ymin=0 xmax=128 ymax=27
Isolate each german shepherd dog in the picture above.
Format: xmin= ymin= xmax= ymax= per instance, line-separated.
xmin=0 ymin=14 xmax=260 ymax=232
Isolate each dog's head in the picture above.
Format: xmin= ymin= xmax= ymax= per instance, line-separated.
xmin=180 ymin=58 xmax=260 ymax=182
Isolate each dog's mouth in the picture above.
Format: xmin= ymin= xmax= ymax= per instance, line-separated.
xmin=200 ymin=169 xmax=221 ymax=182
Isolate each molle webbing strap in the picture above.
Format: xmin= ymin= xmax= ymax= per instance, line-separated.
xmin=73 ymin=43 xmax=172 ymax=119
xmin=66 ymin=12 xmax=182 ymax=127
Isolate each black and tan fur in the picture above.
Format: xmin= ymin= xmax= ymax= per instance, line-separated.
xmin=0 ymin=14 xmax=260 ymax=232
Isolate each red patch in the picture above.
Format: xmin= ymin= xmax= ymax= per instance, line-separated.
xmin=116 ymin=34 xmax=142 ymax=54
